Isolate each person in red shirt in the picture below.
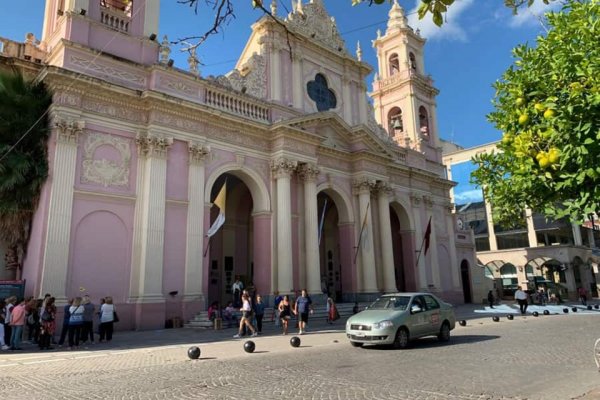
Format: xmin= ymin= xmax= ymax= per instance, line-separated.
xmin=9 ymin=299 xmax=27 ymax=350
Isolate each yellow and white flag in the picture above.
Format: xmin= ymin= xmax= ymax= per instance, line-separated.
xmin=206 ymin=182 xmax=226 ymax=237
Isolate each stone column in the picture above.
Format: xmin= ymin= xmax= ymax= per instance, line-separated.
xmin=182 ymin=143 xmax=210 ymax=318
xmin=342 ymin=76 xmax=352 ymax=123
xmin=484 ymin=199 xmax=498 ymax=251
xmin=445 ymin=203 xmax=461 ymax=288
xmin=298 ymin=163 xmax=321 ymax=294
xmin=353 ymin=178 xmax=377 ymax=293
xmin=130 ymin=133 xmax=171 ymax=327
xmin=411 ymin=195 xmax=427 ymax=291
xmin=292 ymin=51 xmax=304 ymax=109
xmin=525 ymin=208 xmax=538 ymax=247
xmin=376 ymin=182 xmax=396 ymax=293
xmin=269 ymin=42 xmax=282 ymax=102
xmin=271 ymin=157 xmax=297 ymax=294
xmin=39 ymin=117 xmax=84 ymax=302
xmin=571 ymin=222 xmax=583 ymax=246
xmin=358 ymin=82 xmax=367 ymax=125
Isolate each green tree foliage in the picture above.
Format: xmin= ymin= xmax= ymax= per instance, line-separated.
xmin=471 ymin=0 xmax=600 ymax=226
xmin=0 ymin=71 xmax=52 ymax=264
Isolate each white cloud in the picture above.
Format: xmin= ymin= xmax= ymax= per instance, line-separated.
xmin=454 ymin=189 xmax=483 ymax=204
xmin=407 ymin=0 xmax=475 ymax=42
xmin=506 ymin=1 xmax=561 ymax=28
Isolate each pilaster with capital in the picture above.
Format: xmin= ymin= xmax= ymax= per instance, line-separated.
xmin=271 ymin=158 xmax=297 ymax=293
xmin=341 ymin=76 xmax=352 ymax=123
xmin=129 ymin=132 xmax=172 ymax=304
xmin=292 ymin=50 xmax=304 ymax=109
xmin=352 ymin=178 xmax=378 ymax=292
xmin=269 ymin=40 xmax=282 ymax=102
xmin=298 ymin=163 xmax=321 ymax=294
xmin=376 ymin=182 xmax=396 ymax=293
xmin=410 ymin=194 xmax=428 ymax=290
xmin=357 ymin=82 xmax=368 ymax=125
xmin=39 ymin=117 xmax=85 ymax=301
xmin=183 ymin=143 xmax=211 ymax=303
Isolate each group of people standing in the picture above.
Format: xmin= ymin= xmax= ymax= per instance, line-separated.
xmin=0 ymin=293 xmax=117 ymax=351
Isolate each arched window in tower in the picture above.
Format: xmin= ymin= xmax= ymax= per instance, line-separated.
xmin=388 ymin=53 xmax=400 ymax=76
xmin=419 ymin=106 xmax=429 ymax=139
xmin=409 ymin=52 xmax=417 ymax=73
xmin=387 ymin=107 xmax=403 ymax=136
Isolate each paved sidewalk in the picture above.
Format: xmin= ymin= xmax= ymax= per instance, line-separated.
xmin=1 ymin=301 xmax=597 ymax=360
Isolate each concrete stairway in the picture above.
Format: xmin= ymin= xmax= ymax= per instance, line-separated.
xmin=185 ymin=302 xmax=368 ymax=329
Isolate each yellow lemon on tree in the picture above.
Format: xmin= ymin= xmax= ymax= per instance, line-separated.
xmin=534 ymin=103 xmax=545 ymax=113
xmin=518 ymin=114 xmax=529 ymax=125
xmin=516 ymin=97 xmax=526 ymax=106
xmin=543 ymin=109 xmax=556 ymax=119
xmin=548 ymin=148 xmax=560 ymax=164
xmin=538 ymin=156 xmax=550 ymax=169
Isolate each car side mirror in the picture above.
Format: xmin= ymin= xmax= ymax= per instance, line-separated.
xmin=410 ymin=305 xmax=422 ymax=314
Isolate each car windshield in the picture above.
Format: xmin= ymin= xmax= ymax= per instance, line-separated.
xmin=368 ymin=296 xmax=411 ymax=310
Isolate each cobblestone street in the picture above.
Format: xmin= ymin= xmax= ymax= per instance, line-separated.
xmin=1 ymin=313 xmax=599 ymax=400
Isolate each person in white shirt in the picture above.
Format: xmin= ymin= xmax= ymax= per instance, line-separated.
xmin=232 ymin=276 xmax=244 ymax=307
xmin=514 ymin=286 xmax=529 ymax=315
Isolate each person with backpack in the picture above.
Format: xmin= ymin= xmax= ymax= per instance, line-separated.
xmin=39 ymin=297 xmax=56 ymax=350
xmin=67 ymin=297 xmax=85 ymax=350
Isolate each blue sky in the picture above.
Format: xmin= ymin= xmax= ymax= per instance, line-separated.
xmin=0 ymin=0 xmax=559 ymax=202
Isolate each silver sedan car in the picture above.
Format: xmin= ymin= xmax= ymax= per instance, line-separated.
xmin=346 ymin=292 xmax=456 ymax=349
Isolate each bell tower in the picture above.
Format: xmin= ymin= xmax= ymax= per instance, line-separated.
xmin=41 ymin=0 xmax=159 ymax=65
xmin=371 ymin=0 xmax=441 ymax=159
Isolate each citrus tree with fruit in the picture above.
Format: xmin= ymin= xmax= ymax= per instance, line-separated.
xmin=471 ymin=0 xmax=600 ymax=226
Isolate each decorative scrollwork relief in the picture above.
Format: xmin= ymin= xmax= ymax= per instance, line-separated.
xmin=81 ymin=132 xmax=131 ymax=188
xmin=270 ymin=157 xmax=297 ymax=179
xmin=352 ymin=177 xmax=376 ymax=195
xmin=188 ymin=143 xmax=210 ymax=165
xmin=136 ymin=133 xmax=173 ymax=159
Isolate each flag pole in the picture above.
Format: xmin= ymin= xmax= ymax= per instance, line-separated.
xmin=203 ymin=236 xmax=211 ymax=257
xmin=415 ymin=216 xmax=432 ymax=268
xmin=353 ymin=202 xmax=370 ymax=265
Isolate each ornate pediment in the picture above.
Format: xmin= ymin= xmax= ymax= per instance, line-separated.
xmin=217 ymin=53 xmax=267 ymax=99
xmin=285 ymin=0 xmax=348 ymax=55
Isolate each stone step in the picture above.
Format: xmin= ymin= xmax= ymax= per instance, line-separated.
xmin=185 ymin=302 xmax=367 ymax=329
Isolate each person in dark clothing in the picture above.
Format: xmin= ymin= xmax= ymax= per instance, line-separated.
xmin=487 ymin=290 xmax=495 ymax=309
xmin=58 ymin=298 xmax=73 ymax=347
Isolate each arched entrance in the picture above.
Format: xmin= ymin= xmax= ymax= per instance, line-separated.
xmin=460 ymin=260 xmax=472 ymax=303
xmin=390 ymin=202 xmax=415 ymax=291
xmin=205 ymin=168 xmax=271 ymax=308
xmin=316 ymin=186 xmax=354 ymax=302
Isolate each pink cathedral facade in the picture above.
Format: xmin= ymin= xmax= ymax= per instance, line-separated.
xmin=1 ymin=0 xmax=476 ymax=329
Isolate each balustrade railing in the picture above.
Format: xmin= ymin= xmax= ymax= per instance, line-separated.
xmin=100 ymin=3 xmax=131 ymax=32
xmin=204 ymin=88 xmax=270 ymax=123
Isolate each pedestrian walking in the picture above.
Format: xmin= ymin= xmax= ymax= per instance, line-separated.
xmin=487 ymin=290 xmax=495 ymax=309
xmin=578 ymin=286 xmax=588 ymax=306
xmin=514 ymin=286 xmax=529 ymax=315
xmin=272 ymin=291 xmax=283 ymax=327
xmin=326 ymin=296 xmax=339 ymax=324
xmin=80 ymin=295 xmax=95 ymax=345
xmin=293 ymin=289 xmax=313 ymax=335
xmin=99 ymin=296 xmax=116 ymax=343
xmin=254 ymin=294 xmax=265 ymax=334
xmin=233 ymin=293 xmax=257 ymax=338
xmin=278 ymin=295 xmax=292 ymax=335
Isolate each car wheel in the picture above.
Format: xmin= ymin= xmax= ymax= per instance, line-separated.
xmin=350 ymin=341 xmax=363 ymax=348
xmin=438 ymin=322 xmax=450 ymax=342
xmin=393 ymin=327 xmax=409 ymax=349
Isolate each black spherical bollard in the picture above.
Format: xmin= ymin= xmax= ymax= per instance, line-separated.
xmin=587 ymin=305 xmax=593 ymax=311
xmin=187 ymin=346 xmax=201 ymax=360
xmin=244 ymin=340 xmax=256 ymax=353
xmin=532 ymin=311 xmax=539 ymax=317
xmin=543 ymin=310 xmax=550 ymax=315
xmin=572 ymin=307 xmax=578 ymax=313
xmin=290 ymin=336 xmax=301 ymax=348
xmin=563 ymin=308 xmax=569 ymax=313
xmin=492 ymin=316 xmax=500 ymax=322
xmin=507 ymin=314 xmax=514 ymax=320
xmin=595 ymin=304 xmax=599 ymax=309
xmin=458 ymin=320 xmax=467 ymax=326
